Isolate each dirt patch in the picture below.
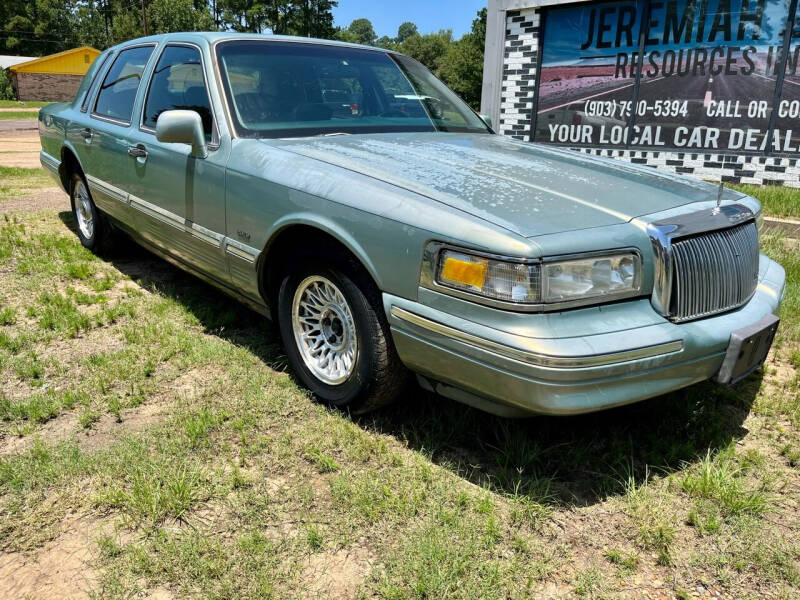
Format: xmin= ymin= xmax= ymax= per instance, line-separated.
xmin=0 ymin=514 xmax=106 ymax=600
xmin=0 ymin=400 xmax=168 ymax=456
xmin=0 ymin=186 xmax=67 ymax=214
xmin=0 ymin=137 xmax=41 ymax=151
xmin=0 ymin=153 xmax=41 ymax=168
xmin=299 ymin=545 xmax=375 ymax=599
xmin=0 ymin=118 xmax=38 ymax=133
xmin=0 ymin=107 xmax=42 ymax=113
xmin=0 ymin=131 xmax=41 ymax=166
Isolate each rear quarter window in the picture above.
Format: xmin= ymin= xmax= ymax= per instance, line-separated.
xmin=94 ymin=45 xmax=155 ymax=123
xmin=77 ymin=51 xmax=111 ymax=112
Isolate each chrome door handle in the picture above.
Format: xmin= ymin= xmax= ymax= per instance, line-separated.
xmin=127 ymin=144 xmax=148 ymax=159
xmin=80 ymin=128 xmax=93 ymax=142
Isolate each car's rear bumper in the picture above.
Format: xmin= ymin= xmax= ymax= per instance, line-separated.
xmin=384 ymin=254 xmax=785 ymax=417
xmin=40 ymin=150 xmax=64 ymax=190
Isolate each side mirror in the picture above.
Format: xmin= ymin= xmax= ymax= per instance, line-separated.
xmin=479 ymin=114 xmax=493 ymax=129
xmin=156 ymin=110 xmax=207 ymax=159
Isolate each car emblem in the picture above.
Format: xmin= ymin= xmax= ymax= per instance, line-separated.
xmin=711 ymin=182 xmax=723 ymax=215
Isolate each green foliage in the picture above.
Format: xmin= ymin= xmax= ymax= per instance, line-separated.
xmin=397 ymin=21 xmax=419 ymax=44
xmin=347 ymin=17 xmax=377 ymax=46
xmin=1 ymin=0 xmax=339 ymax=54
xmin=0 ymin=69 xmax=14 ymax=101
xmin=399 ymin=30 xmax=454 ymax=73
xmin=437 ymin=9 xmax=487 ymax=110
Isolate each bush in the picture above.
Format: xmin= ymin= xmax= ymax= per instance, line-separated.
xmin=0 ymin=69 xmax=15 ymax=101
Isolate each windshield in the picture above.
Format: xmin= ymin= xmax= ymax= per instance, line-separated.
xmin=215 ymin=40 xmax=490 ymax=138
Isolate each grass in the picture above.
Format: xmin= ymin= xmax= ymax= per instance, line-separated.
xmin=0 ymin=100 xmax=50 ymax=108
xmin=0 ymin=169 xmax=797 ymax=598
xmin=732 ymin=183 xmax=800 ymax=220
xmin=0 ymin=111 xmax=39 ymax=120
xmin=0 ymin=166 xmax=53 ymax=202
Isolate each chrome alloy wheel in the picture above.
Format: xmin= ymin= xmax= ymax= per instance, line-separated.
xmin=74 ymin=179 xmax=94 ymax=239
xmin=291 ymin=276 xmax=358 ymax=385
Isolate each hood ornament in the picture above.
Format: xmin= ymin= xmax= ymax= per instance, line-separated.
xmin=712 ymin=181 xmax=723 ymax=214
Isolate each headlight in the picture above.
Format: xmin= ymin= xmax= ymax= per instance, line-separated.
xmin=437 ymin=249 xmax=541 ymax=303
xmin=430 ymin=245 xmax=641 ymax=308
xmin=542 ymin=253 xmax=641 ymax=303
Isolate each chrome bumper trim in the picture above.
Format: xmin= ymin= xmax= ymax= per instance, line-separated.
xmin=39 ymin=150 xmax=60 ymax=174
xmin=390 ymin=306 xmax=684 ymax=369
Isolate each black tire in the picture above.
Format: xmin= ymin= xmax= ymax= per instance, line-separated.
xmin=276 ymin=255 xmax=406 ymax=414
xmin=69 ymin=172 xmax=113 ymax=253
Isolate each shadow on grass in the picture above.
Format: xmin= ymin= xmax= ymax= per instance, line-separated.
xmin=362 ymin=378 xmax=759 ymax=508
xmin=58 ymin=210 xmax=761 ymax=509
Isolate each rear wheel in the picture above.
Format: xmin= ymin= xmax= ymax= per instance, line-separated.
xmin=70 ymin=172 xmax=113 ymax=253
xmin=276 ymin=257 xmax=406 ymax=414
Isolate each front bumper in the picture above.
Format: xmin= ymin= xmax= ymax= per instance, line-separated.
xmin=385 ymin=254 xmax=786 ymax=417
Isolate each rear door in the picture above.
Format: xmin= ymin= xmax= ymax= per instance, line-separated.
xmin=86 ymin=44 xmax=156 ymax=224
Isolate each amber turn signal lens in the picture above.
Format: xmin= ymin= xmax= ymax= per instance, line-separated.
xmin=440 ymin=256 xmax=488 ymax=289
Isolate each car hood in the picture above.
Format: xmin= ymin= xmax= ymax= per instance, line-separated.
xmin=268 ymin=132 xmax=744 ymax=238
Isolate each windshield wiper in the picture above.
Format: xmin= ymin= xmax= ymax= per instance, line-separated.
xmin=316 ymin=132 xmax=351 ymax=137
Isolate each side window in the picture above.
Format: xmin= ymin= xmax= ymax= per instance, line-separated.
xmin=94 ymin=45 xmax=154 ymax=123
xmin=143 ymin=45 xmax=213 ymax=137
xmin=76 ymin=51 xmax=109 ymax=111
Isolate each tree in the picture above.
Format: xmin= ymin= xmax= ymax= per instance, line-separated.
xmin=0 ymin=69 xmax=14 ymax=101
xmin=437 ymin=8 xmax=487 ymax=109
xmin=374 ymin=35 xmax=396 ymax=50
xmin=333 ymin=27 xmax=358 ymax=44
xmin=293 ymin=0 xmax=337 ymax=38
xmin=149 ymin=0 xmax=215 ymax=34
xmin=398 ymin=29 xmax=452 ymax=73
xmin=0 ymin=0 xmax=80 ymax=56
xmin=396 ymin=21 xmax=417 ymax=43
xmin=347 ymin=18 xmax=376 ymax=46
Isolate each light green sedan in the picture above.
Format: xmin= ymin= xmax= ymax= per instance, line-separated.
xmin=38 ymin=33 xmax=785 ymax=417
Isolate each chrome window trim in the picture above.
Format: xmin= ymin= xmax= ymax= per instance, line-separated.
xmin=643 ymin=203 xmax=756 ymax=320
xmin=420 ymin=241 xmax=644 ymax=313
xmin=209 ymin=39 xmax=237 ymax=140
xmin=90 ymin=43 xmax=158 ymax=127
xmin=139 ymin=41 xmax=220 ymax=149
xmin=390 ymin=306 xmax=684 ymax=369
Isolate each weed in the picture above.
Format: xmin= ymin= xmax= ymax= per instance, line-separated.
xmin=604 ymin=548 xmax=638 ymax=574
xmin=306 ymin=524 xmax=323 ymax=550
xmin=0 ymin=306 xmax=16 ymax=325
xmin=574 ymin=567 xmax=607 ymax=598
xmin=681 ymin=449 xmax=769 ymax=518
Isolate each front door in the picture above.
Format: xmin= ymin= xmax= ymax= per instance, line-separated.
xmin=122 ymin=43 xmax=228 ymax=283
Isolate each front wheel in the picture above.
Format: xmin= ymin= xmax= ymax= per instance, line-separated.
xmin=70 ymin=172 xmax=113 ymax=253
xmin=277 ymin=259 xmax=406 ymax=414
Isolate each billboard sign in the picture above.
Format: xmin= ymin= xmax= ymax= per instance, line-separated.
xmin=534 ymin=0 xmax=800 ymax=154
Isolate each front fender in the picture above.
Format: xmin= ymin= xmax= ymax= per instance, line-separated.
xmin=262 ymin=212 xmax=385 ymax=291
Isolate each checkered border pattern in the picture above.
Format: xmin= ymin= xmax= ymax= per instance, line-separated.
xmin=498 ymin=8 xmax=800 ymax=188
xmin=499 ymin=9 xmax=539 ymax=142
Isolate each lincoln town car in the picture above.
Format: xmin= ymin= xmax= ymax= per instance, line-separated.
xmin=38 ymin=33 xmax=785 ymax=416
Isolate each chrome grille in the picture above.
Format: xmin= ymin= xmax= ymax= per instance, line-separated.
xmin=669 ymin=221 xmax=759 ymax=322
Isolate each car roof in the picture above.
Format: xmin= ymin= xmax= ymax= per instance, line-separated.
xmin=109 ymin=32 xmax=393 ymax=55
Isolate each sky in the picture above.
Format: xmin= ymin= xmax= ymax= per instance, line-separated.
xmin=333 ymin=0 xmax=488 ymax=40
